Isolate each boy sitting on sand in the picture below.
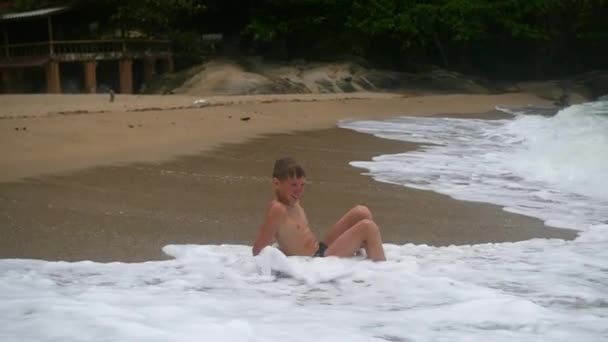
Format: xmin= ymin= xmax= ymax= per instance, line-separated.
xmin=252 ymin=157 xmax=386 ymax=261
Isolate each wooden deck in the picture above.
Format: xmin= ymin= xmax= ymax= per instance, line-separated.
xmin=1 ymin=39 xmax=171 ymax=62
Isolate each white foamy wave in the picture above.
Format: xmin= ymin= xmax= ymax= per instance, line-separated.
xmin=340 ymin=101 xmax=608 ymax=230
xmin=1 ymin=240 xmax=607 ymax=341
xmin=504 ymin=101 xmax=608 ymax=201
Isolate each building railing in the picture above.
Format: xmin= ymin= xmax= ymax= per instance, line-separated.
xmin=1 ymin=39 xmax=171 ymax=60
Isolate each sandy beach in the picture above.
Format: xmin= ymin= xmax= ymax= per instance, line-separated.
xmin=0 ymin=92 xmax=578 ymax=261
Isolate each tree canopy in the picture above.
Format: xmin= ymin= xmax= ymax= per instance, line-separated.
xmin=5 ymin=0 xmax=608 ymax=79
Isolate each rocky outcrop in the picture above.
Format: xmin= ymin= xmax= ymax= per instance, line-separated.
xmin=571 ymin=71 xmax=608 ymax=100
xmin=170 ymin=59 xmax=495 ymax=96
xmin=514 ymin=71 xmax=608 ymax=105
xmin=155 ymin=58 xmax=607 ymax=102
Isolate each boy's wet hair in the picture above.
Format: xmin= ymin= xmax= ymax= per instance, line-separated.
xmin=273 ymin=157 xmax=306 ymax=180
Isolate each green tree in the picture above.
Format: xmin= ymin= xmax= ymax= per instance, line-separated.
xmin=100 ymin=0 xmax=205 ymax=36
xmin=7 ymin=0 xmax=608 ymax=78
xmin=97 ymin=0 xmax=206 ymax=69
xmin=244 ymin=0 xmax=353 ymax=58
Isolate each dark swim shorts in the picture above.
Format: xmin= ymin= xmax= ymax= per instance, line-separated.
xmin=313 ymin=242 xmax=328 ymax=257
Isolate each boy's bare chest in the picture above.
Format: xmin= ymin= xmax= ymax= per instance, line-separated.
xmin=282 ymin=208 xmax=310 ymax=232
xmin=285 ymin=215 xmax=307 ymax=230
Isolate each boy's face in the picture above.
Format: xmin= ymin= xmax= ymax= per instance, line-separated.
xmin=273 ymin=176 xmax=305 ymax=205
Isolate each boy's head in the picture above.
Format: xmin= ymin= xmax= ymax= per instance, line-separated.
xmin=272 ymin=157 xmax=306 ymax=181
xmin=272 ymin=157 xmax=306 ymax=205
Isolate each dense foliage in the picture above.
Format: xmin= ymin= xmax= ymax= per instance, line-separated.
xmin=236 ymin=0 xmax=608 ymax=79
xmin=6 ymin=0 xmax=608 ymax=79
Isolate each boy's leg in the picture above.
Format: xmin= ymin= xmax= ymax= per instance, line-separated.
xmin=323 ymin=205 xmax=373 ymax=245
xmin=324 ymin=219 xmax=386 ymax=261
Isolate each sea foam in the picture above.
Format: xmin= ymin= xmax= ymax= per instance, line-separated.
xmin=1 ymin=235 xmax=607 ymax=341
xmin=2 ymin=101 xmax=607 ymax=341
xmin=340 ymin=100 xmax=608 ymax=230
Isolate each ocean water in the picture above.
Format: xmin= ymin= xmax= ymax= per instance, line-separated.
xmin=2 ymin=102 xmax=608 ymax=341
xmin=340 ymin=101 xmax=608 ymax=230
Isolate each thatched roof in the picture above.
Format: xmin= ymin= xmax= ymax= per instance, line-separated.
xmin=0 ymin=6 xmax=70 ymax=22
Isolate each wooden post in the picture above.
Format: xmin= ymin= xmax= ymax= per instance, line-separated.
xmin=2 ymin=25 xmax=8 ymax=58
xmin=119 ymin=59 xmax=133 ymax=94
xmin=83 ymin=61 xmax=97 ymax=93
xmin=46 ymin=61 xmax=61 ymax=93
xmin=1 ymin=68 xmax=11 ymax=93
xmin=166 ymin=55 xmax=174 ymax=73
xmin=13 ymin=68 xmax=24 ymax=93
xmin=47 ymin=16 xmax=54 ymax=56
xmin=143 ymin=57 xmax=155 ymax=82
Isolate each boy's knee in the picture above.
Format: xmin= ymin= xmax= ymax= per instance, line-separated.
xmin=354 ymin=205 xmax=373 ymax=220
xmin=360 ymin=219 xmax=379 ymax=233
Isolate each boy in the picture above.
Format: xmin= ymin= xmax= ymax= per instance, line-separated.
xmin=252 ymin=157 xmax=386 ymax=261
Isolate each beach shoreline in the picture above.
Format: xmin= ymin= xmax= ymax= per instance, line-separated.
xmin=1 ymin=92 xmax=551 ymax=183
xmin=0 ymin=92 xmax=579 ymax=262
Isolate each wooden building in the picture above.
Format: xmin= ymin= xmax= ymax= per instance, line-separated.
xmin=0 ymin=5 xmax=173 ymax=94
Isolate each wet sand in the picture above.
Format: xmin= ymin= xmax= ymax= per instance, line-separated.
xmin=0 ymin=125 xmax=577 ymax=262
xmin=0 ymin=92 xmax=550 ymax=183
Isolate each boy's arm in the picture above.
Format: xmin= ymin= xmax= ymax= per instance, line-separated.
xmin=252 ymin=202 xmax=286 ymax=256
